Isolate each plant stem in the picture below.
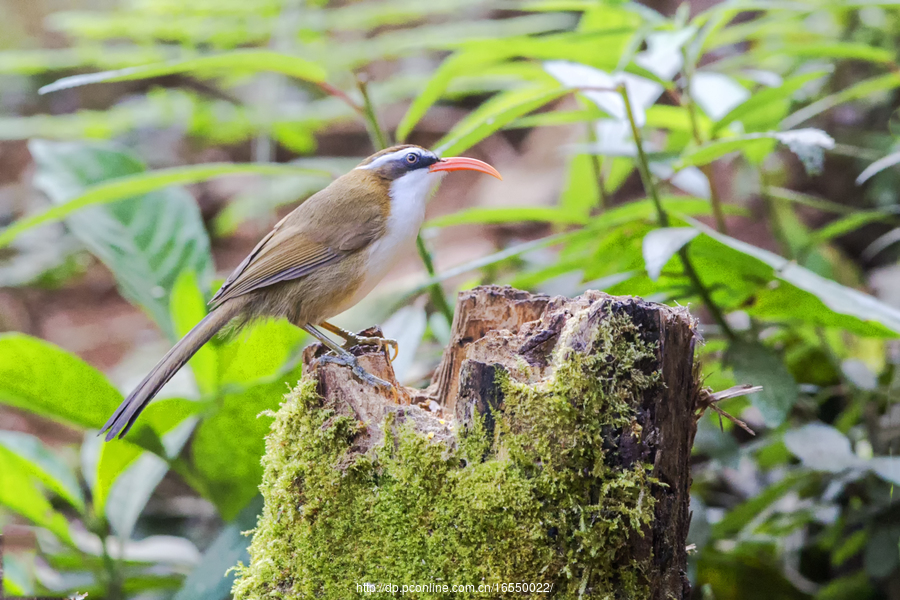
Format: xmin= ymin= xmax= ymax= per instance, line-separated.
xmin=355 ymin=73 xmax=454 ymax=324
xmin=677 ymin=246 xmax=735 ymax=340
xmin=681 ymin=48 xmax=728 ymax=233
xmin=619 ymin=84 xmax=669 ymax=227
xmin=619 ymin=83 xmax=735 ymax=340
xmin=356 ymin=74 xmax=391 ymax=151
xmin=584 ymin=122 xmax=609 ymax=210
xmin=417 ymin=234 xmax=455 ymax=323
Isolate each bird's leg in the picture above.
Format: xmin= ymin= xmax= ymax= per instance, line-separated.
xmin=301 ymin=324 xmax=393 ymax=389
xmin=320 ymin=321 xmax=398 ymax=362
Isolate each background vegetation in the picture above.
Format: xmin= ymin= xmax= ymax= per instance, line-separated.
xmin=1 ymin=0 xmax=900 ymax=598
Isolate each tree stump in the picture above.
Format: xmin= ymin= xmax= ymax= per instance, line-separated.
xmin=232 ymin=286 xmax=700 ymax=599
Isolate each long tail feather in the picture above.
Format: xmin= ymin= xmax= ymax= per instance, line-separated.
xmin=100 ymin=300 xmax=243 ymax=441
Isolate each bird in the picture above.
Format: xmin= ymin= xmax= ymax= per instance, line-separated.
xmin=100 ymin=145 xmax=501 ymax=441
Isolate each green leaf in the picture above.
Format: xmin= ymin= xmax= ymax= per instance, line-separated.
xmin=0 ymin=162 xmax=332 ymax=250
xmin=2 ymin=554 xmax=33 ymax=597
xmin=192 ymin=370 xmax=301 ymax=520
xmin=712 ymin=70 xmax=829 ymax=135
xmin=560 ymin=152 xmax=600 ymax=217
xmin=396 ymin=51 xmax=499 ymax=142
xmin=782 ymin=72 xmax=900 ymax=129
xmin=0 ymin=447 xmax=71 ymax=542
xmin=39 ymin=49 xmax=327 ymax=94
xmin=711 ymin=472 xmax=807 ymax=538
xmin=30 ymin=140 xmax=213 ymax=339
xmin=100 ymin=400 xmax=200 ymax=537
xmin=807 ymin=211 xmax=894 ymax=248
xmin=762 ymin=42 xmax=895 ymax=64
xmin=783 ymin=422 xmax=858 ymax=472
xmin=171 ymin=271 xmax=218 ymax=395
xmin=217 ymin=319 xmax=304 ymax=387
xmin=434 ymin=85 xmax=569 ymax=156
xmin=0 ymin=431 xmax=84 ymax=511
xmin=173 ymin=495 xmax=263 ymax=600
xmin=683 ymin=218 xmax=900 ymax=336
xmin=426 ymin=206 xmax=587 ymax=228
xmin=642 ymin=227 xmax=699 ymax=281
xmin=0 ymin=333 xmax=122 ymax=429
xmin=677 ymin=129 xmax=834 ymax=170
xmin=726 ymin=341 xmax=798 ymax=427
xmin=857 ymin=150 xmax=900 ymax=185
xmin=94 ymin=398 xmax=202 ymax=515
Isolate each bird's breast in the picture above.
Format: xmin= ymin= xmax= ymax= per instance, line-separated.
xmin=332 ymin=171 xmax=435 ymax=315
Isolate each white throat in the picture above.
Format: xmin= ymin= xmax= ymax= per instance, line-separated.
xmin=334 ymin=169 xmax=444 ymax=314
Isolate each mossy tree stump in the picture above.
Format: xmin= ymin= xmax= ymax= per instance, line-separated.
xmin=232 ymin=286 xmax=700 ymax=599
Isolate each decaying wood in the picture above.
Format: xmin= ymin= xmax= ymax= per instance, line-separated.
xmin=302 ymin=285 xmax=701 ymax=599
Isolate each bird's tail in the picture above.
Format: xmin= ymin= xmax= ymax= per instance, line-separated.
xmin=100 ymin=300 xmax=243 ymax=441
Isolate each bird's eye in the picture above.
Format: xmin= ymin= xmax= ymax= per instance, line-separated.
xmin=405 ymin=152 xmax=419 ymax=164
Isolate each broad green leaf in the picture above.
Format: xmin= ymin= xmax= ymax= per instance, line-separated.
xmin=171 ymin=271 xmax=218 ymax=395
xmin=100 ymin=401 xmax=200 ymax=537
xmin=217 ymin=319 xmax=304 ymax=387
xmin=783 ymin=422 xmax=858 ymax=472
xmin=0 ymin=333 xmax=122 ymax=429
xmin=684 ymin=217 xmax=900 ymax=336
xmin=434 ymin=85 xmax=569 ymax=156
xmin=0 ymin=162 xmax=333 ymax=250
xmin=192 ymin=369 xmax=303 ymax=519
xmin=172 ymin=495 xmax=263 ymax=600
xmin=0 ymin=431 xmax=84 ymax=511
xmin=39 ymin=49 xmax=327 ymax=94
xmin=0 ymin=447 xmax=71 ymax=542
xmin=94 ymin=398 xmax=202 ymax=515
xmin=713 ymin=70 xmax=829 ymax=135
xmin=31 ymin=140 xmax=213 ymax=339
xmin=426 ymin=206 xmax=587 ymax=228
xmin=642 ymin=227 xmax=699 ymax=281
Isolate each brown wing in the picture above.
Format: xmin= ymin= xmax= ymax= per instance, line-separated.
xmin=209 ymin=174 xmax=387 ymax=307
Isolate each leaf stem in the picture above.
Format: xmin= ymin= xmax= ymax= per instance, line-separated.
xmin=355 ymin=74 xmax=391 ymax=151
xmin=584 ymin=122 xmax=609 ymax=210
xmin=619 ymin=84 xmax=669 ymax=227
xmin=681 ymin=48 xmax=727 ymax=233
xmin=619 ymin=83 xmax=734 ymax=340
xmin=416 ymin=234 xmax=455 ymax=323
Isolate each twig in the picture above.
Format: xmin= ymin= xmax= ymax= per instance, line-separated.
xmin=696 ymin=384 xmax=761 ymax=436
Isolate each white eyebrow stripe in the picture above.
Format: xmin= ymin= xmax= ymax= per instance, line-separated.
xmin=355 ymin=148 xmax=424 ymax=171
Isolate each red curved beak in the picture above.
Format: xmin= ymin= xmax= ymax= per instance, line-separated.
xmin=429 ymin=156 xmax=502 ymax=180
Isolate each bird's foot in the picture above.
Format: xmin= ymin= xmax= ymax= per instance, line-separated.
xmin=342 ymin=334 xmax=399 ymax=362
xmin=316 ymin=352 xmax=394 ymax=390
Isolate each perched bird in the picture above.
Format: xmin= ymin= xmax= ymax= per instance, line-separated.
xmin=100 ymin=145 xmax=501 ymax=441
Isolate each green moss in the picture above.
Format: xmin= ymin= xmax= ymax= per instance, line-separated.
xmin=232 ymin=312 xmax=661 ymax=599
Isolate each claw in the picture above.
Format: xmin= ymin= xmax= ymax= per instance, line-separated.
xmin=315 ymin=352 xmax=393 ymax=389
xmin=343 ymin=335 xmax=399 ymax=364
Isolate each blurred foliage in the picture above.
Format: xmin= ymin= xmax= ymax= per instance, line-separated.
xmin=1 ymin=0 xmax=900 ymax=598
